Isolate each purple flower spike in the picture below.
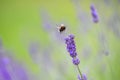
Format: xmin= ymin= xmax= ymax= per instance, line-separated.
xmin=72 ymin=58 xmax=80 ymax=65
xmin=65 ymin=34 xmax=87 ymax=79
xmin=65 ymin=34 xmax=77 ymax=58
xmin=78 ymin=74 xmax=87 ymax=80
xmin=90 ymin=4 xmax=99 ymax=23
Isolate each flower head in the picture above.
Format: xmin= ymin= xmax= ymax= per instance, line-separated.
xmin=65 ymin=34 xmax=87 ymax=80
xmin=65 ymin=34 xmax=77 ymax=58
xmin=90 ymin=4 xmax=99 ymax=23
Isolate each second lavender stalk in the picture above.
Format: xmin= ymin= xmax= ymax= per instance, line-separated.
xmin=65 ymin=34 xmax=87 ymax=80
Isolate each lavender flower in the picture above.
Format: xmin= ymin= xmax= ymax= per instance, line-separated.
xmin=65 ymin=34 xmax=80 ymax=66
xmin=65 ymin=34 xmax=87 ymax=80
xmin=65 ymin=34 xmax=77 ymax=58
xmin=78 ymin=74 xmax=87 ymax=80
xmin=90 ymin=4 xmax=99 ymax=23
xmin=72 ymin=57 xmax=80 ymax=65
xmin=0 ymin=42 xmax=28 ymax=80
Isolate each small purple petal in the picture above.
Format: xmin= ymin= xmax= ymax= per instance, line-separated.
xmin=69 ymin=34 xmax=75 ymax=39
xmin=70 ymin=52 xmax=77 ymax=58
xmin=72 ymin=57 xmax=80 ymax=65
xmin=82 ymin=74 xmax=87 ymax=80
xmin=78 ymin=74 xmax=87 ymax=80
xmin=65 ymin=37 xmax=70 ymax=44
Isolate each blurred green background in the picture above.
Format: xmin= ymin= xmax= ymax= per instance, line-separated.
xmin=0 ymin=0 xmax=120 ymax=80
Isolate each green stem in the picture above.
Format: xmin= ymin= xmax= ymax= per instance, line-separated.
xmin=77 ymin=65 xmax=83 ymax=79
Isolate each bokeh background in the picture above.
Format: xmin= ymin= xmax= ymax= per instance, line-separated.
xmin=0 ymin=0 xmax=120 ymax=80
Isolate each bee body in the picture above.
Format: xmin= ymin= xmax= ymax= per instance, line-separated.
xmin=57 ymin=24 xmax=66 ymax=33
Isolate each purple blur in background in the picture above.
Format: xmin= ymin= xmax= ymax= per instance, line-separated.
xmin=78 ymin=74 xmax=87 ymax=80
xmin=90 ymin=4 xmax=99 ymax=23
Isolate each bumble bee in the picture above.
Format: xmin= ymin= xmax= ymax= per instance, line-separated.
xmin=57 ymin=24 xmax=66 ymax=33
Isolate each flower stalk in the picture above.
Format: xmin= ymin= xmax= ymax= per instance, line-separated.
xmin=65 ymin=34 xmax=87 ymax=80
